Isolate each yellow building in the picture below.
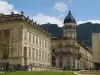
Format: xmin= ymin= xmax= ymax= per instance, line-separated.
xmin=0 ymin=11 xmax=51 ymax=71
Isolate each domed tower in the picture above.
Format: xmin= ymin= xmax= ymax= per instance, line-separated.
xmin=63 ymin=11 xmax=77 ymax=39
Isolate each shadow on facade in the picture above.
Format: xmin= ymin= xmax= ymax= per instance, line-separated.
xmin=0 ymin=63 xmax=31 ymax=71
xmin=94 ymin=63 xmax=100 ymax=70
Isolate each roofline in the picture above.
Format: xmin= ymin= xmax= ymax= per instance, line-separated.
xmin=77 ymin=40 xmax=92 ymax=54
xmin=0 ymin=11 xmax=51 ymax=37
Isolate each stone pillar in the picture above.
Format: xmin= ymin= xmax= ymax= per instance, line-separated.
xmin=75 ymin=60 xmax=80 ymax=69
xmin=63 ymin=55 xmax=66 ymax=68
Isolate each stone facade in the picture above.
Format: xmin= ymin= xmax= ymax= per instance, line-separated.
xmin=0 ymin=11 xmax=93 ymax=71
xmin=51 ymin=11 xmax=93 ymax=70
xmin=51 ymin=37 xmax=80 ymax=69
xmin=0 ymin=12 xmax=51 ymax=70
xmin=77 ymin=41 xmax=93 ymax=70
xmin=92 ymin=33 xmax=100 ymax=69
xmin=51 ymin=38 xmax=93 ymax=70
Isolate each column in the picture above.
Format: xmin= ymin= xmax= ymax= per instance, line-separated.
xmin=56 ymin=56 xmax=59 ymax=68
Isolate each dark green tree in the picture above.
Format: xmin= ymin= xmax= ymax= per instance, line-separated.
xmin=0 ymin=40 xmax=17 ymax=75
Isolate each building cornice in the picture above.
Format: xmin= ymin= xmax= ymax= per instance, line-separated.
xmin=0 ymin=11 xmax=51 ymax=37
xmin=52 ymin=37 xmax=76 ymax=40
xmin=77 ymin=40 xmax=92 ymax=54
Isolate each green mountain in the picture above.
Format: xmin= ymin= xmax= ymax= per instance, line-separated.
xmin=41 ymin=22 xmax=100 ymax=47
xmin=41 ymin=23 xmax=63 ymax=37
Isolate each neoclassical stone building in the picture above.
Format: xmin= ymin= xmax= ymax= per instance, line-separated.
xmin=51 ymin=11 xmax=93 ymax=70
xmin=0 ymin=12 xmax=51 ymax=70
xmin=0 ymin=11 xmax=93 ymax=71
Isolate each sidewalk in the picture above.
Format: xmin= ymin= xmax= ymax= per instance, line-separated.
xmin=74 ymin=71 xmax=100 ymax=75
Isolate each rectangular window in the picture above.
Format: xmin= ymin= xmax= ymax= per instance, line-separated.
xmin=45 ymin=40 xmax=46 ymax=48
xmin=29 ymin=47 xmax=31 ymax=59
xmin=4 ymin=29 xmax=10 ymax=38
xmin=44 ymin=40 xmax=45 ymax=48
xmin=36 ymin=49 xmax=38 ymax=60
xmin=41 ymin=38 xmax=42 ymax=47
xmin=39 ymin=38 xmax=41 ymax=47
xmin=32 ymin=48 xmax=35 ymax=59
xmin=24 ymin=47 xmax=27 ymax=58
xmin=33 ymin=34 xmax=35 ymax=43
xmin=48 ymin=42 xmax=49 ymax=49
xmin=42 ymin=51 xmax=44 ymax=61
xmin=39 ymin=50 xmax=41 ymax=61
xmin=24 ymin=31 xmax=27 ymax=41
xmin=29 ymin=33 xmax=31 ymax=42
xmin=67 ymin=56 xmax=70 ymax=66
xmin=48 ymin=54 xmax=50 ymax=62
xmin=42 ymin=39 xmax=44 ymax=48
xmin=45 ymin=52 xmax=46 ymax=61
xmin=36 ymin=36 xmax=38 ymax=45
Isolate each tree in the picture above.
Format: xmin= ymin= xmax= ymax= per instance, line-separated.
xmin=0 ymin=40 xmax=17 ymax=75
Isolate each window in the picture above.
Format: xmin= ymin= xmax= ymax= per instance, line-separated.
xmin=52 ymin=49 xmax=55 ymax=52
xmin=48 ymin=54 xmax=50 ymax=62
xmin=67 ymin=55 xmax=70 ymax=62
xmin=45 ymin=52 xmax=46 ymax=61
xmin=29 ymin=47 xmax=31 ymax=59
xmin=41 ymin=39 xmax=42 ymax=47
xmin=4 ymin=29 xmax=10 ymax=37
xmin=52 ymin=56 xmax=55 ymax=61
xmin=32 ymin=48 xmax=35 ymax=59
xmin=59 ymin=56 xmax=63 ymax=62
xmin=46 ymin=41 xmax=48 ymax=49
xmin=59 ymin=56 xmax=63 ymax=68
xmin=58 ymin=42 xmax=62 ymax=48
xmin=39 ymin=38 xmax=41 ymax=47
xmin=42 ymin=51 xmax=44 ymax=61
xmin=33 ymin=34 xmax=35 ymax=43
xmin=42 ymin=39 xmax=44 ymax=48
xmin=24 ymin=31 xmax=27 ymax=40
xmin=45 ymin=40 xmax=46 ymax=48
xmin=59 ymin=62 xmax=63 ymax=68
xmin=36 ymin=49 xmax=38 ymax=60
xmin=29 ymin=33 xmax=31 ymax=42
xmin=52 ymin=56 xmax=56 ymax=67
xmin=39 ymin=50 xmax=41 ymax=60
xmin=36 ymin=36 xmax=38 ymax=45
xmin=43 ymin=40 xmax=45 ymax=48
xmin=24 ymin=47 xmax=27 ymax=58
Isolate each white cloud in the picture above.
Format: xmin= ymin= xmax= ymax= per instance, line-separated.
xmin=78 ymin=20 xmax=100 ymax=24
xmin=32 ymin=13 xmax=63 ymax=27
xmin=0 ymin=0 xmax=19 ymax=14
xmin=32 ymin=13 xmax=100 ymax=27
xmin=54 ymin=2 xmax=68 ymax=13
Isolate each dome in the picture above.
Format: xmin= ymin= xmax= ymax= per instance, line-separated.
xmin=64 ymin=11 xmax=76 ymax=24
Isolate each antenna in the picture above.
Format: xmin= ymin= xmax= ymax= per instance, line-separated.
xmin=68 ymin=0 xmax=72 ymax=11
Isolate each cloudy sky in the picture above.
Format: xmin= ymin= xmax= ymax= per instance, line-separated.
xmin=0 ymin=0 xmax=100 ymax=27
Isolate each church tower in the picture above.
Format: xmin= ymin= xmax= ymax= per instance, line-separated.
xmin=63 ymin=11 xmax=77 ymax=39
